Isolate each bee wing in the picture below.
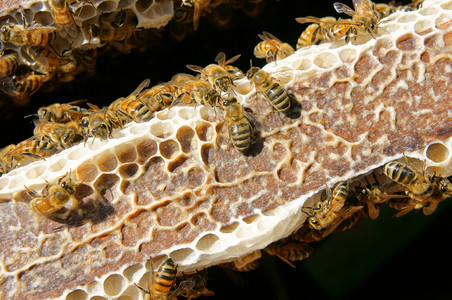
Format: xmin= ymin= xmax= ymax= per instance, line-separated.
xmin=333 ymin=2 xmax=356 ymax=17
xmin=193 ymin=4 xmax=201 ymax=30
xmin=0 ymin=76 xmax=19 ymax=96
xmin=130 ymin=79 xmax=151 ymax=98
xmin=295 ymin=16 xmax=324 ymax=24
xmin=214 ymin=52 xmax=226 ymax=65
xmin=168 ymin=280 xmax=196 ymax=299
xmin=224 ymin=53 xmax=241 ymax=66
xmin=86 ymin=102 xmax=101 ymax=111
xmin=353 ymin=0 xmax=373 ymax=13
xmin=322 ymin=205 xmax=363 ymax=238
xmin=186 ymin=64 xmax=204 ymax=73
xmin=261 ymin=31 xmax=282 ymax=43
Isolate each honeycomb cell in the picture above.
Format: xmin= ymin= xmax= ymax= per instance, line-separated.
xmin=118 ymin=285 xmax=140 ymax=300
xmin=441 ymin=1 xmax=452 ymax=10
xmin=198 ymin=106 xmax=214 ymax=121
xmin=33 ymin=10 xmax=53 ymax=26
xmin=415 ymin=20 xmax=435 ymax=34
xmin=119 ymin=163 xmax=139 ymax=178
xmin=123 ymin=263 xmax=143 ymax=281
xmin=220 ymin=222 xmax=240 ymax=233
xmin=48 ymin=159 xmax=67 ymax=172
xmin=93 ymin=174 xmax=120 ymax=191
xmin=89 ymin=297 xmax=107 ymax=300
xmin=397 ymin=12 xmax=418 ymax=23
xmin=419 ymin=6 xmax=440 ymax=16
xmin=338 ymin=48 xmax=357 ymax=63
xmin=396 ymin=33 xmax=420 ymax=51
xmin=103 ymin=274 xmax=124 ymax=296
xmin=116 ymin=143 xmax=138 ymax=163
xmin=136 ymin=139 xmax=158 ymax=162
xmin=178 ymin=108 xmax=197 ymax=120
xmin=156 ymin=109 xmax=176 ymax=120
xmin=168 ymin=155 xmax=188 ymax=172
xmin=176 ymin=126 xmax=195 ymax=153
xmin=314 ymin=52 xmax=339 ymax=69
xmin=97 ymin=153 xmax=118 ymax=172
xmin=76 ymin=163 xmax=99 ymax=182
xmin=426 ymin=143 xmax=450 ymax=163
xmin=0 ymin=177 xmax=9 ymax=190
xmin=294 ymin=58 xmax=312 ymax=70
xmin=25 ymin=165 xmax=47 ymax=180
xmin=97 ymin=1 xmax=117 ymax=12
xmin=201 ymin=144 xmax=214 ymax=166
xmin=170 ymin=247 xmax=195 ymax=261
xmin=196 ymin=122 xmax=214 ymax=142
xmin=74 ymin=5 xmax=96 ymax=20
xmin=159 ymin=139 xmax=180 ymax=159
xmin=149 ymin=121 xmax=174 ymax=138
xmin=136 ymin=0 xmax=154 ymax=13
xmin=195 ymin=234 xmax=221 ymax=252
xmin=66 ymin=289 xmax=88 ymax=300
xmin=243 ymin=214 xmax=259 ymax=224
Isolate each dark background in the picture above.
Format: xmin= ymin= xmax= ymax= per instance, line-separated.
xmin=1 ymin=0 xmax=451 ymax=299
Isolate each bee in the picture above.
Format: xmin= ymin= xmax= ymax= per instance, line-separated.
xmin=383 ymin=161 xmax=433 ymax=199
xmin=80 ymin=104 xmax=111 ymax=142
xmin=221 ymin=97 xmax=253 ymax=152
xmin=37 ymin=99 xmax=86 ymax=123
xmin=137 ymin=83 xmax=178 ymax=112
xmin=187 ymin=52 xmax=241 ymax=93
xmin=0 ymin=144 xmax=17 ymax=175
xmin=180 ymin=0 xmax=211 ymax=30
xmin=21 ymin=46 xmax=61 ymax=77
xmin=295 ymin=16 xmax=357 ymax=47
xmin=183 ymin=79 xmax=220 ymax=106
xmin=265 ymin=239 xmax=313 ymax=268
xmin=433 ymin=175 xmax=452 ymax=196
xmin=173 ymin=269 xmax=214 ymax=300
xmin=135 ymin=258 xmax=178 ymax=300
xmin=106 ymin=79 xmax=152 ymax=127
xmin=372 ymin=2 xmax=397 ymax=20
xmin=10 ymin=136 xmax=61 ymax=160
xmin=91 ymin=12 xmax=135 ymax=43
xmin=333 ymin=0 xmax=380 ymax=39
xmin=1 ymin=73 xmax=47 ymax=97
xmin=0 ymin=20 xmax=57 ymax=47
xmin=293 ymin=224 xmax=325 ymax=243
xmin=33 ymin=120 xmax=83 ymax=149
xmin=254 ymin=31 xmax=295 ymax=63
xmin=246 ymin=66 xmax=291 ymax=113
xmin=49 ymin=0 xmax=78 ymax=38
xmin=26 ymin=173 xmax=77 ymax=218
xmin=0 ymin=53 xmax=19 ymax=77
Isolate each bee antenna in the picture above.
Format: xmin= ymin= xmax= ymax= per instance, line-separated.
xmin=24 ymin=113 xmax=38 ymax=119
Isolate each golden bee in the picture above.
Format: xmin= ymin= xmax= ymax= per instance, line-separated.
xmin=106 ymin=79 xmax=152 ymax=127
xmin=22 ymin=46 xmax=61 ymax=77
xmin=0 ymin=53 xmax=19 ymax=77
xmin=246 ymin=66 xmax=291 ymax=113
xmin=91 ymin=12 xmax=135 ymax=44
xmin=26 ymin=173 xmax=77 ymax=218
xmin=1 ymin=73 xmax=47 ymax=97
xmin=37 ymin=99 xmax=86 ymax=123
xmin=296 ymin=16 xmax=357 ymax=47
xmin=10 ymin=136 xmax=61 ymax=163
xmin=0 ymin=20 xmax=57 ymax=47
xmin=49 ymin=0 xmax=78 ymax=38
xmin=265 ymin=239 xmax=313 ymax=268
xmin=183 ymin=79 xmax=220 ymax=106
xmin=135 ymin=258 xmax=178 ymax=300
xmin=0 ymin=144 xmax=17 ymax=175
xmin=221 ymin=97 xmax=253 ymax=152
xmin=372 ymin=2 xmax=397 ymax=20
xmin=33 ymin=120 xmax=83 ymax=149
xmin=254 ymin=31 xmax=295 ymax=63
xmin=80 ymin=104 xmax=112 ymax=142
xmin=137 ymin=83 xmax=177 ymax=112
xmin=173 ymin=269 xmax=214 ymax=300
xmin=180 ymin=0 xmax=211 ymax=30
xmin=187 ymin=52 xmax=241 ymax=93
xmin=333 ymin=0 xmax=380 ymax=39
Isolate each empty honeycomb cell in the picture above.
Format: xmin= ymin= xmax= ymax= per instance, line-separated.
xmin=48 ymin=159 xmax=67 ymax=172
xmin=200 ymin=144 xmax=214 ymax=166
xmin=441 ymin=1 xmax=452 ymax=10
xmin=149 ymin=121 xmax=174 ymax=138
xmin=117 ymin=0 xmax=135 ymax=9
xmin=195 ymin=233 xmax=221 ymax=252
xmin=426 ymin=143 xmax=450 ymax=162
xmin=170 ymin=247 xmax=195 ymax=261
xmin=176 ymin=127 xmax=195 ymax=153
xmin=67 ymin=148 xmax=84 ymax=160
xmin=243 ymin=214 xmax=259 ymax=224
xmin=73 ymin=5 xmax=97 ymax=20
xmin=415 ymin=19 xmax=435 ymax=34
xmin=0 ymin=177 xmax=8 ymax=190
xmin=168 ymin=155 xmax=188 ymax=172
xmin=118 ymin=286 xmax=141 ymax=300
xmin=156 ymin=109 xmax=176 ymax=120
xmin=314 ymin=52 xmax=339 ymax=69
xmin=294 ymin=58 xmax=312 ymax=70
xmin=76 ymin=163 xmax=99 ymax=182
xmin=96 ymin=153 xmax=118 ymax=172
xmin=419 ymin=6 xmax=440 ymax=15
xmin=33 ymin=10 xmax=53 ymax=26
xmin=397 ymin=12 xmax=418 ymax=23
xmin=25 ymin=165 xmax=47 ymax=180
xmin=119 ymin=163 xmax=139 ymax=178
xmin=220 ymin=221 xmax=240 ymax=233
xmin=178 ymin=108 xmax=197 ymax=120
xmin=272 ymin=68 xmax=293 ymax=84
xmin=136 ymin=0 xmax=154 ymax=13
xmin=397 ymin=33 xmax=420 ymax=51
xmin=94 ymin=173 xmax=120 ymax=191
xmin=103 ymin=274 xmax=124 ymax=296
xmin=196 ymin=122 xmax=214 ymax=142
xmin=116 ymin=143 xmax=138 ymax=163
xmin=338 ymin=48 xmax=357 ymax=63
xmin=136 ymin=138 xmax=158 ymax=161
xmin=198 ymin=106 xmax=214 ymax=121
xmin=96 ymin=1 xmax=118 ymax=12
xmin=123 ymin=263 xmax=143 ymax=281
xmin=159 ymin=139 xmax=180 ymax=160
xmin=66 ymin=289 xmax=88 ymax=300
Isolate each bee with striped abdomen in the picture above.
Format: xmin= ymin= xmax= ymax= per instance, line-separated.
xmin=49 ymin=0 xmax=77 ymax=38
xmin=0 ymin=19 xmax=57 ymax=47
xmin=0 ymin=53 xmax=19 ymax=77
xmin=135 ymin=258 xmax=178 ymax=300
xmin=80 ymin=104 xmax=112 ymax=142
xmin=254 ymin=31 xmax=294 ymax=63
xmin=265 ymin=239 xmax=313 ymax=268
xmin=33 ymin=120 xmax=83 ymax=149
xmin=333 ymin=0 xmax=380 ymax=39
xmin=221 ymin=97 xmax=253 ymax=153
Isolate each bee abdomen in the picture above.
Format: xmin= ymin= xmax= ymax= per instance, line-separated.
xmin=383 ymin=162 xmax=417 ymax=185
xmin=266 ymin=82 xmax=290 ymax=112
xmin=229 ymin=122 xmax=251 ymax=151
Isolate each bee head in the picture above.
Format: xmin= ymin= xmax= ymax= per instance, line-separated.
xmin=246 ymin=67 xmax=259 ymax=80
xmin=0 ymin=25 xmax=10 ymax=41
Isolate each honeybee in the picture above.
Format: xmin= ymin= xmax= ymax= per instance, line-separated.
xmin=22 ymin=46 xmax=61 ymax=77
xmin=37 ymin=99 xmax=86 ymax=123
xmin=10 ymin=136 xmax=61 ymax=160
xmin=1 ymin=73 xmax=47 ymax=97
xmin=80 ymin=104 xmax=111 ymax=142
xmin=0 ymin=144 xmax=17 ymax=175
xmin=26 ymin=173 xmax=77 ymax=218
xmin=265 ymin=239 xmax=313 ymax=268
xmin=246 ymin=66 xmax=291 ymax=113
xmin=219 ymin=259 xmax=261 ymax=272
xmin=0 ymin=53 xmax=19 ymax=77
xmin=33 ymin=120 xmax=83 ymax=149
xmin=137 ymin=83 xmax=177 ymax=112
xmin=433 ymin=175 xmax=452 ymax=196
xmin=183 ymin=79 xmax=220 ymax=106
xmin=49 ymin=0 xmax=77 ymax=38
xmin=254 ymin=31 xmax=295 ymax=63
xmin=333 ymin=0 xmax=380 ymax=39
xmin=0 ymin=20 xmax=57 ymax=47
xmin=221 ymin=97 xmax=253 ymax=152
xmin=372 ymin=2 xmax=397 ymax=20
xmin=180 ymin=0 xmax=211 ymax=30
xmin=91 ymin=12 xmax=136 ymax=43
xmin=135 ymin=258 xmax=178 ymax=300
xmin=106 ymin=79 xmax=152 ymax=127
xmin=187 ymin=52 xmax=241 ymax=93
xmin=172 ymin=269 xmax=214 ymax=300
xmin=295 ymin=16 xmax=357 ymax=47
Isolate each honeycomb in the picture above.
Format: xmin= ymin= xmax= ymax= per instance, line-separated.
xmin=0 ymin=0 xmax=452 ymax=298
